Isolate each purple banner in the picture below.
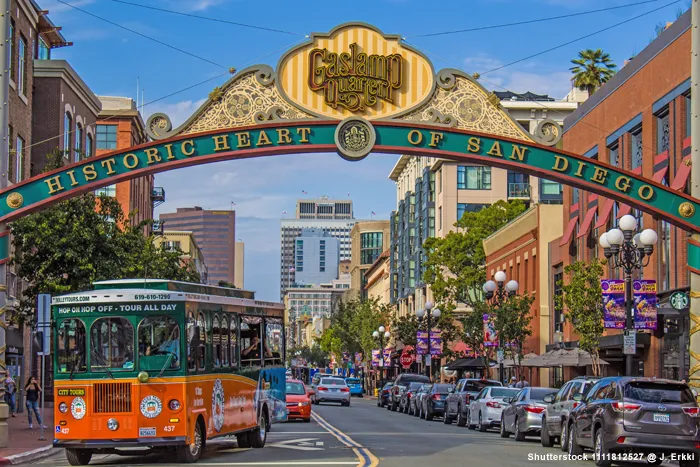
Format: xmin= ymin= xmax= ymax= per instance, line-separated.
xmin=602 ymin=279 xmax=626 ymax=329
xmin=634 ymin=280 xmax=658 ymax=330
xmin=355 ymin=352 xmax=363 ymax=366
xmin=416 ymin=331 xmax=429 ymax=355
xmin=383 ymin=349 xmax=391 ymax=366
xmin=483 ymin=314 xmax=498 ymax=347
xmin=430 ymin=331 xmax=442 ymax=356
xmin=342 ymin=352 xmax=350 ymax=362
xmin=371 ymin=349 xmax=380 ymax=367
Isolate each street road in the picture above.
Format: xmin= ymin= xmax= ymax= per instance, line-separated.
xmin=38 ymin=396 xmax=658 ymax=466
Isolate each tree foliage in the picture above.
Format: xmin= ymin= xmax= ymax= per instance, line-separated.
xmin=491 ymin=293 xmax=535 ymax=374
xmin=556 ymin=259 xmax=605 ymax=376
xmin=570 ymin=49 xmax=617 ymax=95
xmin=287 ymin=344 xmax=330 ymax=368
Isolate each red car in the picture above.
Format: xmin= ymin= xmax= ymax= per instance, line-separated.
xmin=286 ymin=379 xmax=312 ymax=422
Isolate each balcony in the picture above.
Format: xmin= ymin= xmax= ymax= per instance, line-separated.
xmin=508 ymin=183 xmax=531 ymax=200
xmin=151 ymin=187 xmax=165 ymax=208
xmin=151 ymin=220 xmax=164 ymax=236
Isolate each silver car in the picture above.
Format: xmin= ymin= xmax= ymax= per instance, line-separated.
xmin=500 ymin=387 xmax=557 ymax=441
xmin=311 ymin=376 xmax=351 ymax=406
xmin=541 ymin=376 xmax=598 ymax=450
xmin=468 ymin=386 xmax=520 ymax=431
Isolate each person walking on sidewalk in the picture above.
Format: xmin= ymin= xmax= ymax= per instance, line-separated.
xmin=3 ymin=374 xmax=16 ymax=417
xmin=24 ymin=376 xmax=46 ymax=429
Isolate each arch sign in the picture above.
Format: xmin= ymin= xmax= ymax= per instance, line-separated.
xmin=0 ymin=23 xmax=699 ymax=237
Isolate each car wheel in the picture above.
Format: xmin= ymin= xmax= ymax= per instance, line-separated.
xmin=467 ymin=409 xmax=475 ymax=430
xmin=443 ymin=412 xmax=452 ymax=424
xmin=177 ymin=418 xmax=205 ymax=462
xmin=567 ymin=423 xmax=583 ymax=456
xmin=426 ymin=407 xmax=433 ymax=421
xmin=303 ymin=418 xmax=311 ymax=423
xmin=249 ymin=410 xmax=268 ymax=449
xmin=541 ymin=417 xmax=554 ymax=448
xmin=391 ymin=401 xmax=398 ymax=412
xmin=377 ymin=398 xmax=381 ymax=407
xmin=65 ymin=449 xmax=93 ymax=466
xmin=457 ymin=406 xmax=467 ymax=427
xmin=478 ymin=412 xmax=487 ymax=432
xmin=500 ymin=415 xmax=509 ymax=438
xmin=514 ymin=417 xmax=525 ymax=441
xmin=420 ymin=406 xmax=425 ymax=419
xmin=593 ymin=428 xmax=611 ymax=467
xmin=560 ymin=422 xmax=569 ymax=452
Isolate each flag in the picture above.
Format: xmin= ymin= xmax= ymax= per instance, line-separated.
xmin=282 ymin=210 xmax=287 ymax=214
xmin=302 ymin=190 xmax=308 ymax=194
xmin=347 ymin=192 xmax=350 ymax=197
xmin=289 ymin=267 xmax=295 ymax=272
xmin=230 ymin=201 xmax=236 ymax=206
xmin=371 ymin=211 xmax=376 ymax=215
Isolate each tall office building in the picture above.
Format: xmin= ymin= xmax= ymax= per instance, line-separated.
xmin=293 ymin=229 xmax=340 ymax=287
xmin=159 ymin=207 xmax=236 ymax=285
xmin=296 ymin=197 xmax=353 ymax=219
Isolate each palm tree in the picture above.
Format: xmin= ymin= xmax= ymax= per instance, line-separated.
xmin=570 ymin=49 xmax=617 ymax=96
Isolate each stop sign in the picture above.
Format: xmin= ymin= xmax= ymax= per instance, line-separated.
xmin=400 ymin=352 xmax=415 ymax=369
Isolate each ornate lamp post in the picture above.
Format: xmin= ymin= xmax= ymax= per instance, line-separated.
xmin=483 ymin=271 xmax=519 ymax=384
xmin=373 ymin=326 xmax=391 ymax=388
xmin=416 ymin=301 xmax=441 ymax=379
xmin=599 ymin=214 xmax=658 ymax=376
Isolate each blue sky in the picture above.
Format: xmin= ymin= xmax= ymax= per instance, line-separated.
xmin=42 ymin=0 xmax=686 ymax=300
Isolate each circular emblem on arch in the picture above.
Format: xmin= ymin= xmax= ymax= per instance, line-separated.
xmin=335 ymin=117 xmax=376 ymax=161
xmin=6 ymin=192 xmax=23 ymax=209
xmin=679 ymin=202 xmax=696 ymax=218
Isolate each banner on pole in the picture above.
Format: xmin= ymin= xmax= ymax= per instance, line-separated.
xmin=430 ymin=331 xmax=442 ymax=356
xmin=371 ymin=349 xmax=380 ymax=367
xmin=383 ymin=349 xmax=391 ymax=366
xmin=416 ymin=331 xmax=429 ymax=355
xmin=602 ymin=279 xmax=626 ymax=329
xmin=633 ymin=279 xmax=657 ymax=330
xmin=483 ymin=314 xmax=498 ymax=347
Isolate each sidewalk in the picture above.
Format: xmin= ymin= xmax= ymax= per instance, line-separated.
xmin=0 ymin=407 xmax=56 ymax=465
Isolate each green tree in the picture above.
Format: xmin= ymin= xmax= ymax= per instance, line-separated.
xmin=217 ymin=280 xmax=238 ymax=288
xmin=392 ymin=314 xmax=419 ymax=350
xmin=459 ymin=302 xmax=490 ymax=370
xmin=491 ymin=293 xmax=535 ymax=375
xmin=556 ymin=259 xmax=605 ymax=376
xmin=570 ymin=49 xmax=617 ymax=95
xmin=317 ymin=327 xmax=343 ymax=357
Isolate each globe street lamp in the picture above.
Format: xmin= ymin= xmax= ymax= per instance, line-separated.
xmin=415 ymin=301 xmax=441 ymax=379
xmin=599 ymin=214 xmax=658 ymax=376
xmin=373 ymin=326 xmax=391 ymax=388
xmin=483 ymin=272 xmax=519 ymax=384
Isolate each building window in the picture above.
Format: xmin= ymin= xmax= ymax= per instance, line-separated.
xmin=608 ymin=143 xmax=619 ymax=167
xmin=360 ymin=232 xmax=383 ymax=265
xmin=64 ymin=112 xmax=73 ymax=153
xmin=631 ymin=126 xmax=643 ymax=170
xmin=8 ymin=21 xmax=14 ymax=81
xmin=15 ymin=135 xmax=24 ymax=182
xmin=437 ymin=169 xmax=442 ymax=193
xmin=656 ymin=108 xmax=670 ymax=155
xmin=75 ymin=124 xmax=83 ymax=162
xmin=96 ymin=124 xmax=118 ymax=150
xmin=540 ymin=179 xmax=562 ymax=196
xmin=86 ymin=133 xmax=93 ymax=158
xmin=37 ymin=37 xmax=50 ymax=60
xmin=17 ymin=34 xmax=27 ymax=95
xmin=457 ymin=203 xmax=488 ymax=221
xmin=438 ymin=206 xmax=442 ymax=230
xmin=572 ymin=188 xmax=580 ymax=205
xmin=96 ymin=185 xmax=116 ymax=197
xmin=457 ymin=166 xmax=491 ymax=190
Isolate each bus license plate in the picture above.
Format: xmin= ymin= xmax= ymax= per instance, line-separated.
xmin=139 ymin=428 xmax=157 ymax=437
xmin=653 ymin=413 xmax=670 ymax=423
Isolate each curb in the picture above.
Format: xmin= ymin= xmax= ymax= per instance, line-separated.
xmin=0 ymin=445 xmax=57 ymax=465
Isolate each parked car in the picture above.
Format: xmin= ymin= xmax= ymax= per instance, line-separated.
xmin=285 ymin=379 xmax=312 ymax=422
xmin=410 ymin=384 xmax=430 ymax=416
xmin=400 ymin=382 xmax=426 ymax=414
xmin=541 ymin=376 xmax=599 ymax=450
xmin=388 ymin=373 xmax=431 ymax=411
xmin=377 ymin=382 xmax=393 ymax=408
xmin=417 ymin=383 xmax=453 ymax=421
xmin=467 ymin=386 xmax=520 ymax=432
xmin=311 ymin=372 xmax=333 ymax=387
xmin=566 ymin=377 xmax=700 ymax=467
xmin=345 ymin=377 xmax=364 ymax=397
xmin=312 ymin=376 xmax=351 ymax=406
xmin=445 ymin=378 xmax=502 ymax=426
xmin=500 ymin=386 xmax=557 ymax=440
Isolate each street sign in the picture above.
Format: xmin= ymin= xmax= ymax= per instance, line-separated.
xmin=623 ymin=330 xmax=636 ymax=355
xmin=425 ymin=354 xmax=431 ymax=366
xmin=400 ymin=352 xmax=414 ymax=369
xmin=670 ymin=291 xmax=689 ymax=310
xmin=497 ymin=349 xmax=504 ymax=364
xmin=36 ymin=294 xmax=51 ymax=355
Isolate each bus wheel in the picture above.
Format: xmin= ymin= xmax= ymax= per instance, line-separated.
xmin=177 ymin=418 xmax=205 ymax=463
xmin=66 ymin=449 xmax=92 ymax=466
xmin=249 ymin=410 xmax=268 ymax=448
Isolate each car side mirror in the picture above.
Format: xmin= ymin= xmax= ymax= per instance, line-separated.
xmin=572 ymin=393 xmax=583 ymax=402
xmin=503 ymin=397 xmax=512 ymax=404
xmin=543 ymin=394 xmax=555 ymax=404
xmin=448 ymin=387 xmax=454 ymax=393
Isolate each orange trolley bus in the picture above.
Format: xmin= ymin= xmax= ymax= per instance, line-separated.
xmin=52 ymin=279 xmax=287 ymax=465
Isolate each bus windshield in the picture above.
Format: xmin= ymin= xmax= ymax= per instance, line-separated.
xmin=138 ymin=317 xmax=181 ymax=371
xmin=57 ymin=319 xmax=87 ymax=374
xmin=90 ymin=317 xmax=135 ymax=372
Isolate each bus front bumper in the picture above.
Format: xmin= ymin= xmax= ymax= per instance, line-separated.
xmin=54 ymin=437 xmax=188 ymax=449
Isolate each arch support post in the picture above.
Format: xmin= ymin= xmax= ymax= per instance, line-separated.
xmin=689 ymin=0 xmax=700 ymax=397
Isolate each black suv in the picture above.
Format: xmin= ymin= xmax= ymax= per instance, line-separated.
xmin=388 ymin=373 xmax=431 ymax=411
xmin=445 ymin=378 xmax=502 ymax=426
xmin=566 ymin=377 xmax=700 ymax=467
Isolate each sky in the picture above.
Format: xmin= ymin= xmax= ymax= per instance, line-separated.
xmin=41 ymin=0 xmax=688 ymax=300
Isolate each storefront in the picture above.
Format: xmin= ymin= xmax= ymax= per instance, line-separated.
xmin=6 ymin=328 xmax=23 ymax=411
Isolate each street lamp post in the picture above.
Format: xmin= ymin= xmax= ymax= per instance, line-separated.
xmin=416 ymin=301 xmax=441 ymax=379
xmin=373 ymin=326 xmax=391 ymax=389
xmin=599 ymin=214 xmax=658 ymax=376
xmin=483 ymin=271 xmax=519 ymax=384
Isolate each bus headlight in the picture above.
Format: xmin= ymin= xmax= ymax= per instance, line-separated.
xmin=137 ymin=371 xmax=149 ymax=383
xmin=107 ymin=418 xmax=119 ymax=431
xmin=168 ymin=399 xmax=181 ymax=411
xmin=58 ymin=402 xmax=68 ymax=413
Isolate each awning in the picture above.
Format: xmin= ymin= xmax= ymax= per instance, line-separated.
xmin=671 ymin=157 xmax=691 ymax=191
xmin=534 ymin=348 xmax=609 ymax=367
xmin=502 ymin=352 xmax=541 ymax=368
xmin=652 ymin=166 xmax=669 ymax=183
xmin=594 ymin=199 xmax=614 ymax=229
xmin=559 ymin=217 xmax=578 ymax=246
xmin=445 ymin=357 xmax=495 ymax=370
xmin=451 ymin=342 xmax=470 ymax=354
xmin=617 ymin=204 xmax=632 ymax=219
xmin=576 ymin=206 xmax=598 ymax=238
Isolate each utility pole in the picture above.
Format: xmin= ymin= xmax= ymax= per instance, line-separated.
xmin=689 ymin=0 xmax=700 ymax=396
xmin=0 ymin=0 xmax=10 ymax=449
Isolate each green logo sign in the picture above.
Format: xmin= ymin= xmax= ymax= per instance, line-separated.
xmin=670 ymin=291 xmax=689 ymax=310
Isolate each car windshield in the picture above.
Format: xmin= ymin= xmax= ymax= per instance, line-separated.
xmin=433 ymin=384 xmax=453 ymax=393
xmin=346 ymin=378 xmax=360 ymax=384
xmin=383 ymin=383 xmax=393 ymax=390
xmin=491 ymin=388 xmax=520 ymax=398
xmin=408 ymin=382 xmax=423 ymax=391
xmin=465 ymin=380 xmax=501 ymax=392
xmin=530 ymin=388 xmax=557 ymax=401
xmin=286 ymin=382 xmax=306 ymax=395
xmin=400 ymin=375 xmax=430 ymax=384
xmin=321 ymin=378 xmax=346 ymax=386
xmin=624 ymin=382 xmax=695 ymax=404
xmin=90 ymin=317 xmax=135 ymax=371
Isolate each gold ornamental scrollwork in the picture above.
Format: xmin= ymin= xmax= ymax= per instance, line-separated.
xmin=6 ymin=192 xmax=23 ymax=209
xmin=679 ymin=202 xmax=696 ymax=218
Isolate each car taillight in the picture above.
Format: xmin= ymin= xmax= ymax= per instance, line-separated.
xmin=432 ymin=394 xmax=441 ymax=400
xmin=617 ymin=436 xmax=626 ymax=444
xmin=611 ymin=401 xmax=641 ymax=413
xmin=695 ymin=441 xmax=700 ymax=450
xmin=341 ymin=387 xmax=349 ymax=393
xmin=683 ymin=407 xmax=700 ymax=417
xmin=572 ymin=402 xmax=579 ymax=409
xmin=318 ymin=386 xmax=328 ymax=392
xmin=486 ymin=401 xmax=501 ymax=408
xmin=407 ymin=393 xmax=412 ymax=399
xmin=524 ymin=405 xmax=545 ymax=414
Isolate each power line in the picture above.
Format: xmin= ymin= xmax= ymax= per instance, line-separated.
xmin=405 ymin=0 xmax=667 ymax=39
xmin=110 ymin=0 xmax=307 ymax=37
xmin=56 ymin=0 xmax=225 ymax=68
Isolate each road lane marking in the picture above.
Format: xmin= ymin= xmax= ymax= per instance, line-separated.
xmin=268 ymin=438 xmax=324 ymax=451
xmin=180 ymin=463 xmax=358 ymax=466
xmin=311 ymin=412 xmax=380 ymax=467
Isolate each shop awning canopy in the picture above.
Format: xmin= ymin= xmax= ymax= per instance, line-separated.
xmin=502 ymin=352 xmax=541 ymax=368
xmin=594 ymin=199 xmax=614 ymax=229
xmin=532 ymin=348 xmax=609 ymax=367
xmin=445 ymin=357 xmax=495 ymax=370
xmin=559 ymin=217 xmax=578 ymax=246
xmin=577 ymin=206 xmax=598 ymax=238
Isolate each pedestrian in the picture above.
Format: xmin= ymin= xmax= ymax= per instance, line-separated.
xmin=509 ymin=376 xmax=517 ymax=388
xmin=24 ymin=376 xmax=46 ymax=429
xmin=515 ymin=375 xmax=530 ymax=389
xmin=3 ymin=374 xmax=16 ymax=417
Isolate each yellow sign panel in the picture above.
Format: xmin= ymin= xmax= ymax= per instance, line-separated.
xmin=278 ymin=23 xmax=434 ymax=120
xmin=57 ymin=388 xmax=86 ymax=396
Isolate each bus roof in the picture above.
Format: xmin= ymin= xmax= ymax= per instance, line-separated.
xmin=93 ymin=279 xmax=256 ymax=299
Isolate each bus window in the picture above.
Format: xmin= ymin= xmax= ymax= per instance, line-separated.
xmin=240 ymin=316 xmax=262 ymax=367
xmin=90 ymin=317 xmax=134 ymax=372
xmin=186 ymin=312 xmax=196 ymax=372
xmin=221 ymin=316 xmax=229 ymax=367
xmin=57 ymin=319 xmax=86 ymax=374
xmin=264 ymin=318 xmax=283 ymax=366
xmin=138 ymin=317 xmax=180 ymax=371
xmin=197 ymin=312 xmax=207 ymax=371
xmin=212 ymin=315 xmax=221 ymax=368
xmin=230 ymin=316 xmax=238 ymax=368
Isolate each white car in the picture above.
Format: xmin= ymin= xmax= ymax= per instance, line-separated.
xmin=312 ymin=376 xmax=351 ymax=406
xmin=467 ymin=386 xmax=520 ymax=432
